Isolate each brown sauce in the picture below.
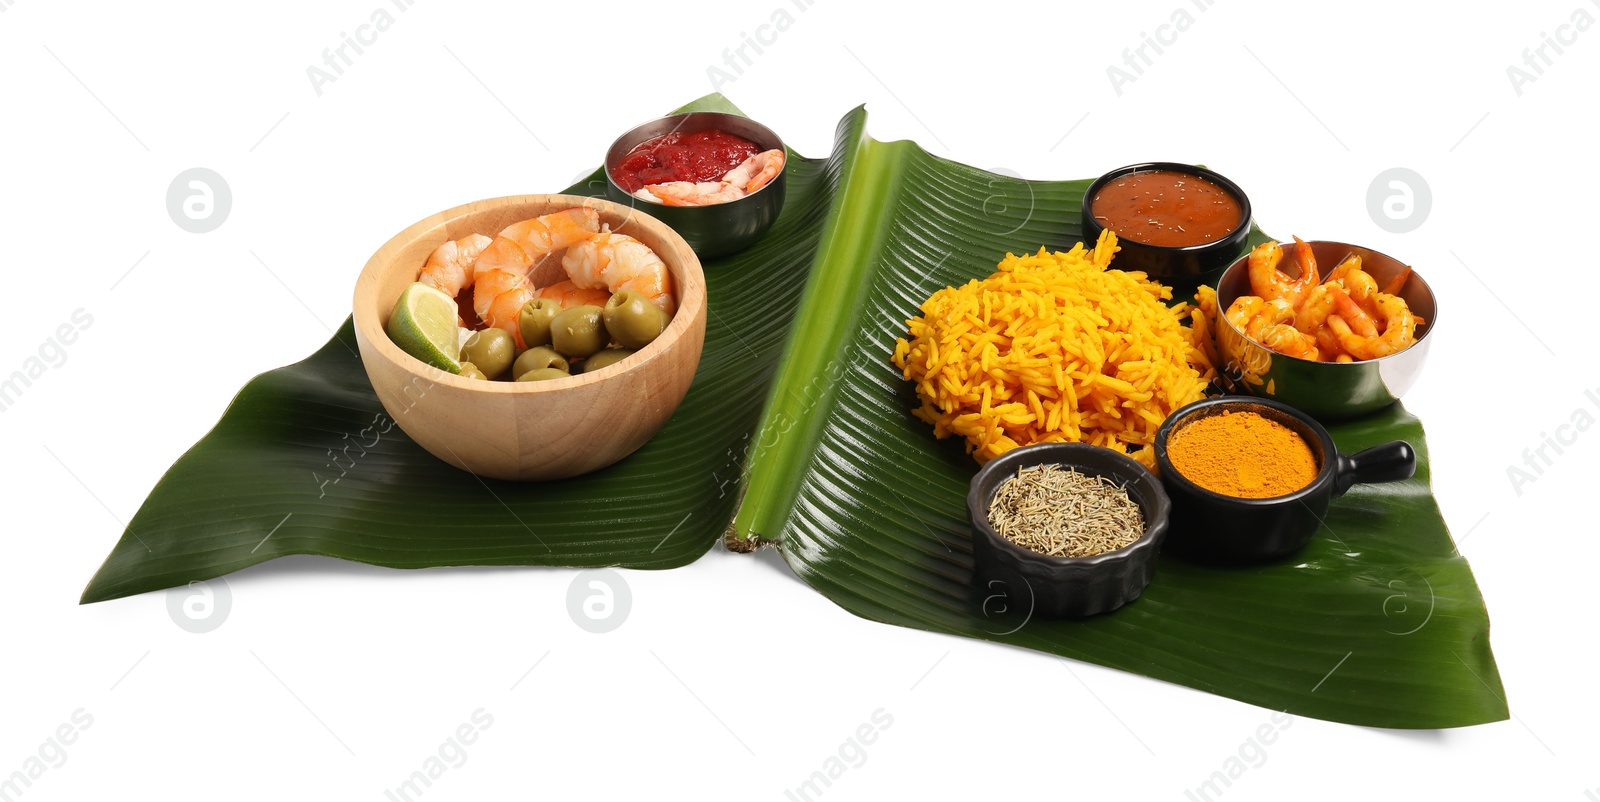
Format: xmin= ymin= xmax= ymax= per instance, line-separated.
xmin=1091 ymin=170 xmax=1242 ymax=248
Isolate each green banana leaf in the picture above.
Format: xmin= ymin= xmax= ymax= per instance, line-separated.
xmin=80 ymin=92 xmax=819 ymax=603
xmin=732 ymin=107 xmax=1503 ymax=729
xmin=82 ymin=94 xmax=1505 ymax=729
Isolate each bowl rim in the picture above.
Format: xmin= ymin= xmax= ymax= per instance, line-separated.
xmin=1082 ymin=161 xmax=1253 ymax=253
xmin=1153 ymin=396 xmax=1337 ymax=507
xmin=1214 ymin=239 xmax=1438 ymax=368
xmin=602 ymin=111 xmax=788 ymax=208
xmin=351 ymin=193 xmax=707 ymax=395
xmin=966 ymin=442 xmax=1171 ymax=568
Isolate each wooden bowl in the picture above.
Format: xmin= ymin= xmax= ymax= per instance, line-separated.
xmin=352 ymin=194 xmax=707 ymax=481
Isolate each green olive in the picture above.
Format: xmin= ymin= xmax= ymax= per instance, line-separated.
xmin=518 ymin=298 xmax=562 ymax=348
xmin=550 ymin=305 xmax=608 ymax=359
xmin=460 ymin=328 xmax=514 ymax=378
xmin=512 ymin=346 xmax=569 ymax=379
xmin=515 ymin=367 xmax=570 ymax=382
xmin=582 ymin=348 xmax=636 ymax=374
xmin=457 ymin=362 xmax=488 ymax=381
xmin=602 ymin=291 xmax=671 ymax=350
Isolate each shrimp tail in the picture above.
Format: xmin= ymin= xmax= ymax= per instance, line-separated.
xmin=1381 ymin=265 xmax=1414 ymax=296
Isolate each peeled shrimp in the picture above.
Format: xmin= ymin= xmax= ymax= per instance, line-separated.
xmin=1248 ymin=237 xmax=1319 ymax=306
xmin=1225 ymin=296 xmax=1264 ymax=333
xmin=1325 ymin=293 xmax=1417 ymax=360
xmin=640 ymin=181 xmax=747 ymax=207
xmin=472 ymin=268 xmax=531 ymax=339
xmin=1227 ymin=294 xmax=1319 ymax=360
xmin=1330 ymin=286 xmax=1379 ymax=337
xmin=1292 ymin=284 xmax=1338 ymax=334
xmin=1226 ymin=296 xmax=1288 ymax=337
xmin=637 ymin=148 xmax=785 ymax=206
xmin=418 ymin=234 xmax=493 ymax=297
xmin=1325 ymin=259 xmax=1379 ymax=308
xmin=1313 ymin=325 xmax=1344 ymax=359
xmin=1258 ymin=323 xmax=1320 ymax=361
xmin=561 ymin=228 xmax=677 ymax=314
xmin=534 ymin=280 xmax=612 ymax=309
xmin=1323 ymin=253 xmax=1360 ymax=284
xmin=471 ymin=208 xmax=601 ymax=337
xmin=721 ymin=149 xmax=785 ymax=194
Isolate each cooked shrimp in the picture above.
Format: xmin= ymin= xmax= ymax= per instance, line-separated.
xmin=418 ymin=234 xmax=493 ymax=297
xmin=642 ymin=181 xmax=747 ymax=207
xmin=1323 ymin=253 xmax=1361 ymax=287
xmin=1346 ymin=269 xmax=1380 ymax=307
xmin=474 ymin=266 xmax=537 ymax=341
xmin=1330 ymin=286 xmax=1379 ymax=337
xmin=1225 ymin=296 xmax=1267 ymax=338
xmin=482 ymin=284 xmax=533 ymax=340
xmin=1325 ymin=293 xmax=1417 ymax=360
xmin=562 ymin=228 xmax=677 ymax=314
xmin=1327 ymin=264 xmax=1378 ymax=307
xmin=1293 ymin=284 xmax=1338 ymax=334
xmin=1248 ymin=237 xmax=1319 ymax=306
xmin=1226 ymin=293 xmax=1317 ymax=359
xmin=1225 ymin=295 xmax=1294 ymax=340
xmin=501 ymin=208 xmax=599 ymax=252
xmin=534 ymin=280 xmax=612 ymax=309
xmin=472 ymin=208 xmax=601 ymax=336
xmin=1263 ymin=298 xmax=1296 ymax=331
xmin=1313 ymin=325 xmax=1347 ymax=361
xmin=1259 ymin=323 xmax=1320 ymax=361
xmin=721 ymin=149 xmax=785 ymax=193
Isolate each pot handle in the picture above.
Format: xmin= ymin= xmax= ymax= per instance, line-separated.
xmin=1332 ymin=441 xmax=1416 ymax=498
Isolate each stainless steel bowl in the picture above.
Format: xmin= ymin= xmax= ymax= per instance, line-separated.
xmin=603 ymin=112 xmax=786 ymax=260
xmin=1214 ymin=240 xmax=1437 ymax=420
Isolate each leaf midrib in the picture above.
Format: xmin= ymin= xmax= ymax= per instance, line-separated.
xmin=735 ymin=112 xmax=908 ymax=540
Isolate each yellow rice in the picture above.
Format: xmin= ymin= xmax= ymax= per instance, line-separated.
xmin=891 ymin=231 xmax=1216 ymax=468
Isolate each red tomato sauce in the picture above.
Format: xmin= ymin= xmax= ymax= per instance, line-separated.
xmin=611 ymin=130 xmax=760 ymax=193
xmin=1090 ymin=170 xmax=1243 ymax=248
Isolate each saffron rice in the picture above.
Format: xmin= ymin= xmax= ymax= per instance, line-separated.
xmin=891 ymin=231 xmax=1216 ymax=467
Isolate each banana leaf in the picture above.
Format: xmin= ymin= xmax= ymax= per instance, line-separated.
xmin=79 ymin=93 xmax=823 ymax=603
xmin=732 ymin=104 xmax=1504 ymax=729
xmin=82 ymin=94 xmax=1505 ymax=729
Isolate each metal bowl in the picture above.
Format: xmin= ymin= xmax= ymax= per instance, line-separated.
xmin=603 ymin=112 xmax=786 ymax=260
xmin=1214 ymin=240 xmax=1437 ymax=421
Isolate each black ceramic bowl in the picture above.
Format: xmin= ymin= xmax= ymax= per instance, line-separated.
xmin=1153 ymin=397 xmax=1416 ymax=563
xmin=603 ymin=112 xmax=786 ymax=260
xmin=1080 ymin=162 xmax=1252 ymax=288
xmin=967 ymin=443 xmax=1171 ymax=619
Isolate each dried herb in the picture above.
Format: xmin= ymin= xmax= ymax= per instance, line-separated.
xmin=987 ymin=465 xmax=1144 ymax=558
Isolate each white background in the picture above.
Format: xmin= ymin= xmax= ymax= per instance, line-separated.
xmin=2 ymin=0 xmax=1596 ymax=799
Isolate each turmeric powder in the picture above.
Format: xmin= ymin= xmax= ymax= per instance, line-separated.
xmin=1166 ymin=410 xmax=1317 ymax=498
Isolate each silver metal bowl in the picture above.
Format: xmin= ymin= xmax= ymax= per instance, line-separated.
xmin=1214 ymin=240 xmax=1437 ymax=421
xmin=603 ymin=112 xmax=786 ymax=260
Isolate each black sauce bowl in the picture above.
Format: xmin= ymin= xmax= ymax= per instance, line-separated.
xmin=967 ymin=443 xmax=1171 ymax=619
xmin=1080 ymin=162 xmax=1252 ymax=289
xmin=1153 ymin=397 xmax=1416 ymax=563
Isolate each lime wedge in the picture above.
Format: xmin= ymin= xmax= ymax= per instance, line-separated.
xmin=386 ymin=282 xmax=462 ymax=373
